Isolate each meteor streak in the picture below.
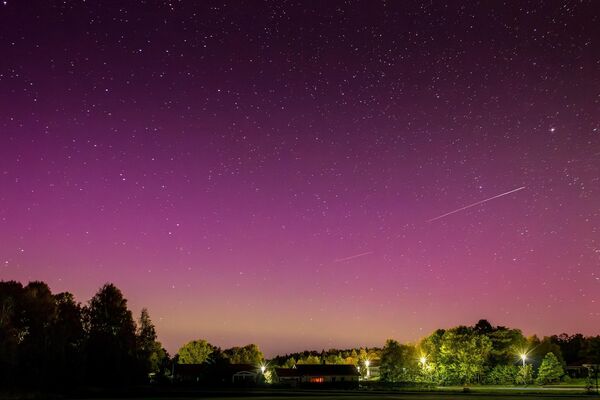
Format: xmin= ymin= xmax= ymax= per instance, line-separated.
xmin=334 ymin=251 xmax=373 ymax=262
xmin=427 ymin=186 xmax=526 ymax=223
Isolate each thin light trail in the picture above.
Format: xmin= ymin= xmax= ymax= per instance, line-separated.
xmin=334 ymin=251 xmax=373 ymax=263
xmin=427 ymin=186 xmax=526 ymax=223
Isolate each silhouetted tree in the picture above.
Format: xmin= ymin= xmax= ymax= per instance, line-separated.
xmin=582 ymin=336 xmax=600 ymax=364
xmin=0 ymin=281 xmax=24 ymax=387
xmin=51 ymin=292 xmax=85 ymax=385
xmin=19 ymin=282 xmax=57 ymax=386
xmin=136 ymin=308 xmax=168 ymax=378
xmin=528 ymin=335 xmax=565 ymax=369
xmin=551 ymin=333 xmax=586 ymax=365
xmin=473 ymin=319 xmax=494 ymax=334
xmin=85 ymin=283 xmax=137 ymax=385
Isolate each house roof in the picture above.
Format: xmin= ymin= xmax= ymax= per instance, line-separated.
xmin=174 ymin=363 xmax=258 ymax=377
xmin=277 ymin=364 xmax=360 ymax=377
xmin=227 ymin=363 xmax=259 ymax=374
xmin=275 ymin=368 xmax=300 ymax=377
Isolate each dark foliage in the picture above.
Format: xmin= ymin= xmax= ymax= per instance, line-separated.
xmin=0 ymin=280 xmax=167 ymax=390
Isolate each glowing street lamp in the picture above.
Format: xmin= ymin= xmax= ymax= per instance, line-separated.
xmin=260 ymin=365 xmax=266 ymax=374
xmin=419 ymin=356 xmax=427 ymax=366
xmin=365 ymin=360 xmax=370 ymax=379
xmin=520 ymin=353 xmax=527 ymax=367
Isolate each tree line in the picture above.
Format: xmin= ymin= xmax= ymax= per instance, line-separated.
xmin=2 ymin=281 xmax=599 ymax=389
xmin=265 ymin=319 xmax=600 ymax=386
xmin=0 ymin=280 xmax=167 ymax=389
xmin=376 ymin=320 xmax=594 ymax=386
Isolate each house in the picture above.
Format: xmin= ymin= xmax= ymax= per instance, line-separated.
xmin=274 ymin=364 xmax=360 ymax=388
xmin=274 ymin=367 xmax=301 ymax=386
xmin=228 ymin=363 xmax=263 ymax=385
xmin=173 ymin=363 xmax=264 ymax=386
xmin=364 ymin=359 xmax=381 ymax=379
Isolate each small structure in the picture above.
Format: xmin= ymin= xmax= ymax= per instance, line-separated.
xmin=274 ymin=364 xmax=360 ymax=388
xmin=172 ymin=363 xmax=264 ymax=386
xmin=363 ymin=359 xmax=381 ymax=380
xmin=274 ymin=367 xmax=301 ymax=386
xmin=229 ymin=363 xmax=262 ymax=385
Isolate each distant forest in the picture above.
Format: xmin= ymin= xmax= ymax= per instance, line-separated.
xmin=1 ymin=280 xmax=599 ymax=390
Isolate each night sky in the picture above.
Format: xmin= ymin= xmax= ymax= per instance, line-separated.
xmin=1 ymin=1 xmax=599 ymax=357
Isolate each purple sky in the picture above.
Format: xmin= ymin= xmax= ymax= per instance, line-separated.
xmin=1 ymin=1 xmax=599 ymax=357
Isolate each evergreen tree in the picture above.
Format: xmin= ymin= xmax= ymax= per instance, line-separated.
xmin=136 ymin=308 xmax=167 ymax=376
xmin=85 ymin=283 xmax=138 ymax=385
xmin=536 ymin=352 xmax=564 ymax=385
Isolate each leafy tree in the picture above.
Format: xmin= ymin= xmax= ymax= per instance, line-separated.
xmin=380 ymin=339 xmax=417 ymax=382
xmin=283 ymin=357 xmax=296 ymax=368
xmin=177 ymin=339 xmax=215 ymax=364
xmin=470 ymin=320 xmax=527 ymax=366
xmin=418 ymin=329 xmax=445 ymax=382
xmin=437 ymin=327 xmax=492 ymax=384
xmin=270 ymin=347 xmax=382 ymax=369
xmin=223 ymin=343 xmax=264 ymax=364
xmin=487 ymin=327 xmax=526 ymax=365
xmin=325 ymin=353 xmax=344 ymax=364
xmin=485 ymin=365 xmax=518 ymax=385
xmin=297 ymin=354 xmax=321 ymax=364
xmin=536 ymin=352 xmax=564 ymax=385
xmin=357 ymin=348 xmax=368 ymax=363
xmin=515 ymin=364 xmax=533 ymax=385
xmin=528 ymin=335 xmax=565 ymax=369
xmin=85 ymin=283 xmax=138 ymax=384
xmin=345 ymin=349 xmax=359 ymax=365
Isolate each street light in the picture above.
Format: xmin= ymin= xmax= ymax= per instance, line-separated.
xmin=419 ymin=356 xmax=427 ymax=366
xmin=520 ymin=353 xmax=527 ymax=367
xmin=260 ymin=365 xmax=266 ymax=374
xmin=365 ymin=360 xmax=370 ymax=379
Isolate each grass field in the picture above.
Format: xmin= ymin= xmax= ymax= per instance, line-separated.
xmin=85 ymin=386 xmax=600 ymax=400
xmin=3 ymin=385 xmax=598 ymax=400
xmin=93 ymin=394 xmax=598 ymax=400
